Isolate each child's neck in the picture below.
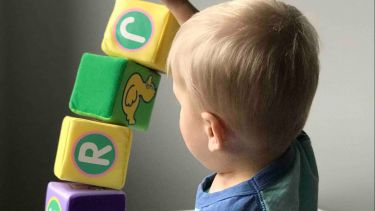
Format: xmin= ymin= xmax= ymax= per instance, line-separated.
xmin=208 ymin=157 xmax=272 ymax=193
xmin=208 ymin=170 xmax=256 ymax=193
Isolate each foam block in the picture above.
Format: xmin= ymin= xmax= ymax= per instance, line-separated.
xmin=45 ymin=182 xmax=126 ymax=211
xmin=54 ymin=116 xmax=132 ymax=190
xmin=101 ymin=0 xmax=179 ymax=73
xmin=69 ymin=53 xmax=160 ymax=131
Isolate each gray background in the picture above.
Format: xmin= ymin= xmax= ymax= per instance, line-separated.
xmin=0 ymin=0 xmax=373 ymax=210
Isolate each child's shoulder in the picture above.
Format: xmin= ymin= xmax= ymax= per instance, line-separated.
xmin=258 ymin=131 xmax=319 ymax=210
xmin=195 ymin=131 xmax=319 ymax=211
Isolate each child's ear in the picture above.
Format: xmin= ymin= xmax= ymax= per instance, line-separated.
xmin=201 ymin=112 xmax=226 ymax=152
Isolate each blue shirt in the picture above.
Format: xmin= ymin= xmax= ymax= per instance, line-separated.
xmin=195 ymin=131 xmax=318 ymax=211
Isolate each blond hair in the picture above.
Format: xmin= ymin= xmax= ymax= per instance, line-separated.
xmin=167 ymin=0 xmax=319 ymax=156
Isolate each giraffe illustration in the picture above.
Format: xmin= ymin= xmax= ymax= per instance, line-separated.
xmin=122 ymin=73 xmax=156 ymax=125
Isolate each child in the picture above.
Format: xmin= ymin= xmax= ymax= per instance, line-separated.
xmin=162 ymin=0 xmax=319 ymax=210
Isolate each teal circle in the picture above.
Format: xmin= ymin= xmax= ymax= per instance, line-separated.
xmin=47 ymin=198 xmax=61 ymax=211
xmin=74 ymin=133 xmax=115 ymax=175
xmin=116 ymin=11 xmax=153 ymax=50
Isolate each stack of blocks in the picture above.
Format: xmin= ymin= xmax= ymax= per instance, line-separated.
xmin=45 ymin=0 xmax=179 ymax=210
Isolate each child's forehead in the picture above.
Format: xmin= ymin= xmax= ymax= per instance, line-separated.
xmin=171 ymin=67 xmax=187 ymax=88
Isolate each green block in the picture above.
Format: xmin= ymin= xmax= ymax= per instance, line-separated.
xmin=69 ymin=53 xmax=161 ymax=131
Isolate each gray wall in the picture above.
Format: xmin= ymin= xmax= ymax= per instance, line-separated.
xmin=289 ymin=1 xmax=374 ymax=210
xmin=0 ymin=0 xmax=373 ymax=211
xmin=0 ymin=0 xmax=75 ymax=210
xmin=0 ymin=0 xmax=6 ymax=199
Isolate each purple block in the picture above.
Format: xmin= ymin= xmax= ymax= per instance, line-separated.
xmin=45 ymin=182 xmax=126 ymax=211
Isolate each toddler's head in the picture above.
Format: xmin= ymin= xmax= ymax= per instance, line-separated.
xmin=167 ymin=0 xmax=319 ymax=172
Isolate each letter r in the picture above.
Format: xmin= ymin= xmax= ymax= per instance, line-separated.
xmin=78 ymin=142 xmax=112 ymax=166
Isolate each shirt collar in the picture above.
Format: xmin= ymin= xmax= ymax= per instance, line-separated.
xmin=196 ymin=134 xmax=299 ymax=208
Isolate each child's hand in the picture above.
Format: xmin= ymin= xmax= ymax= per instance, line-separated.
xmin=160 ymin=0 xmax=187 ymax=7
xmin=160 ymin=0 xmax=198 ymax=24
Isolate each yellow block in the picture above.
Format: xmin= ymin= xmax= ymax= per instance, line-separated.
xmin=101 ymin=0 xmax=179 ymax=73
xmin=54 ymin=116 xmax=132 ymax=190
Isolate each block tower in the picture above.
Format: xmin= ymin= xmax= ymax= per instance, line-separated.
xmin=44 ymin=0 xmax=179 ymax=210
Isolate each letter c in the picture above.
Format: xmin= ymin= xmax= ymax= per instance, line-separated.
xmin=120 ymin=17 xmax=146 ymax=44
